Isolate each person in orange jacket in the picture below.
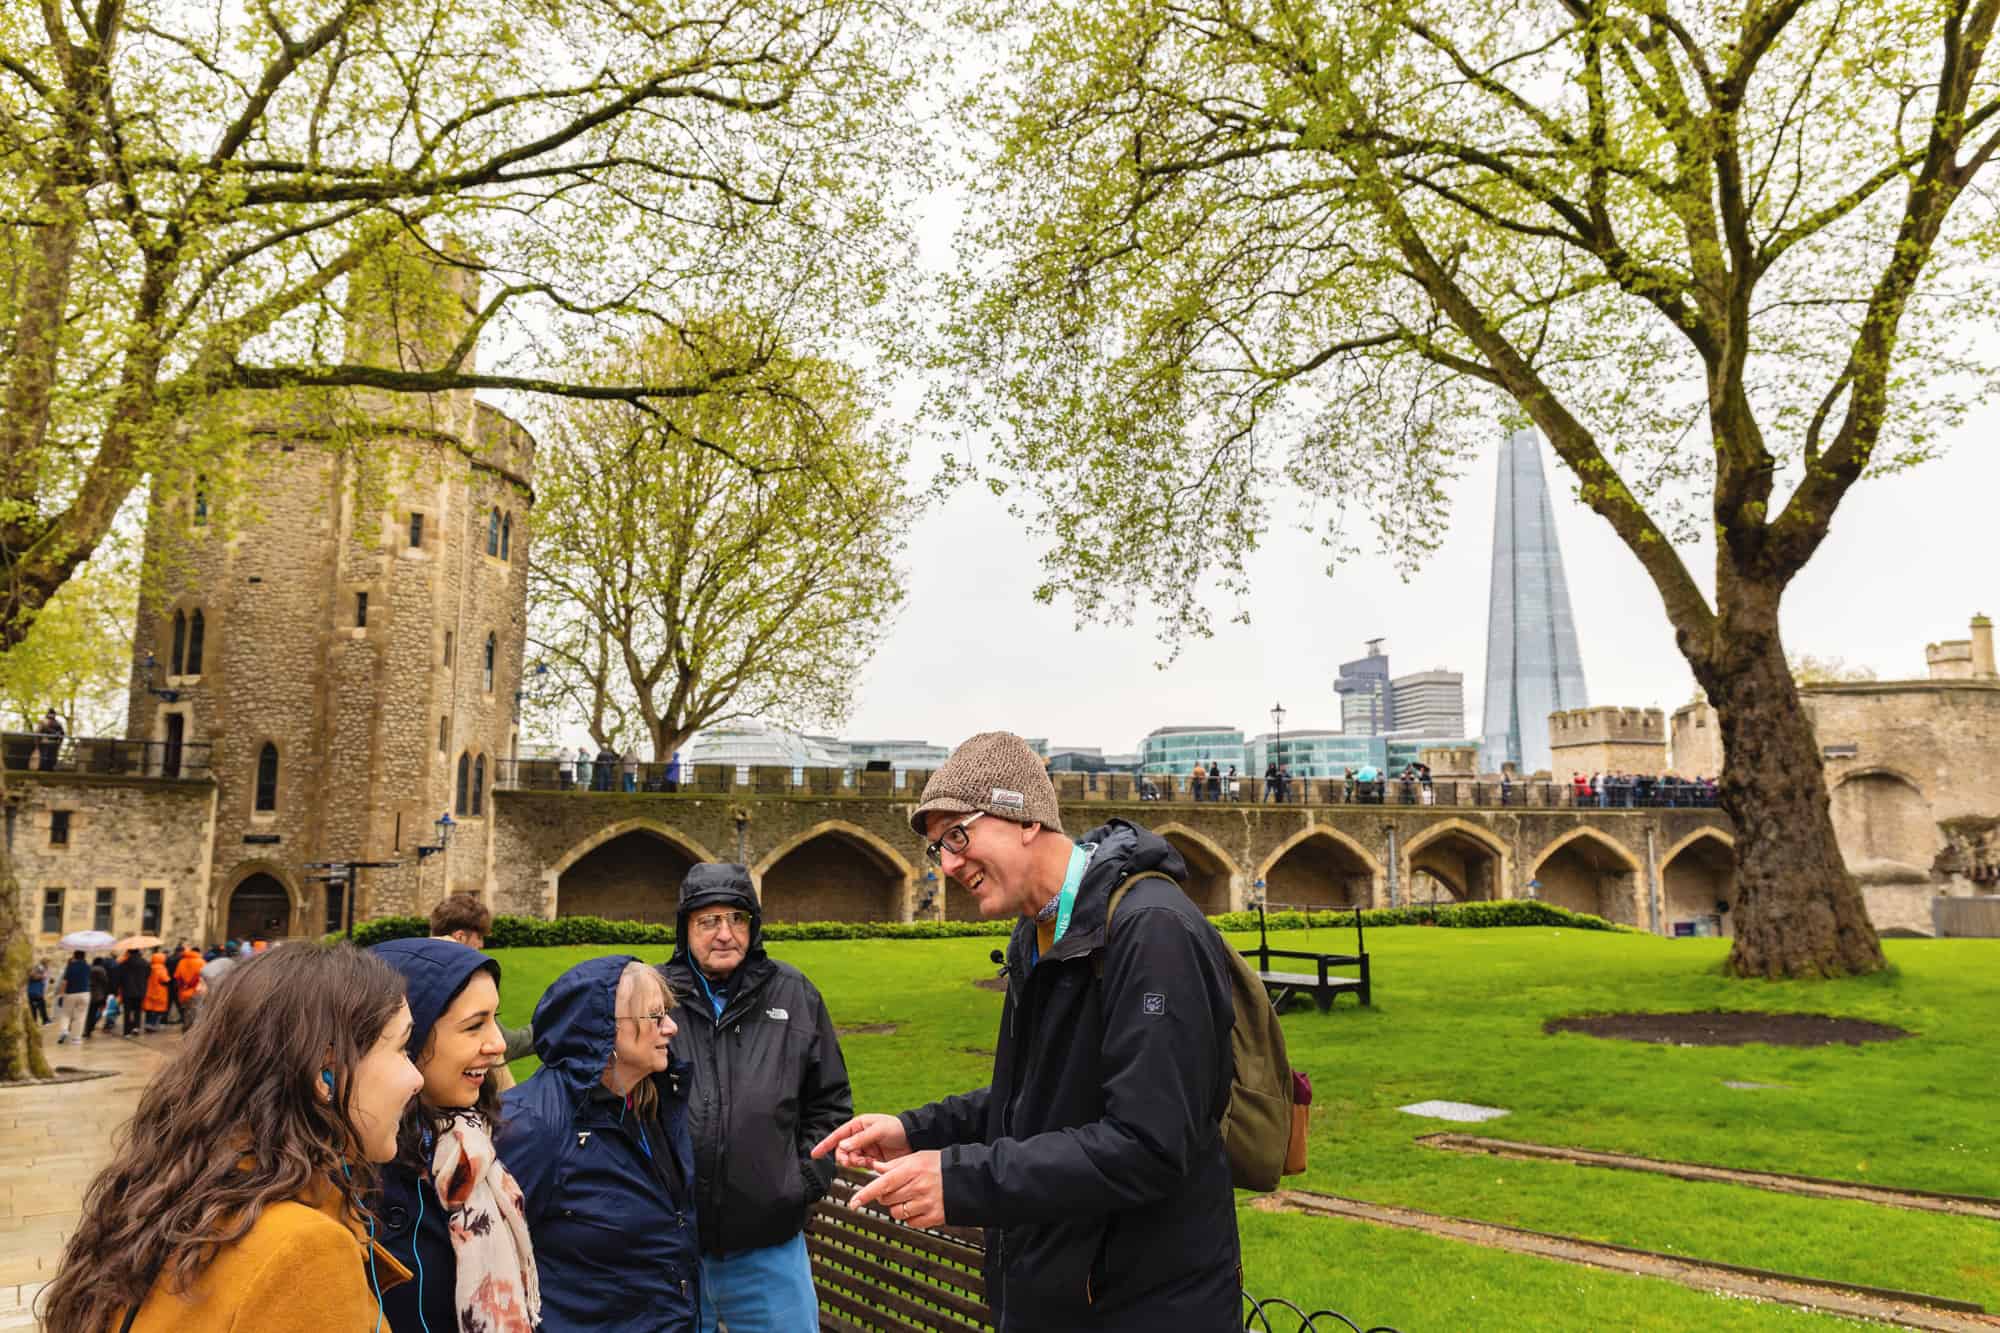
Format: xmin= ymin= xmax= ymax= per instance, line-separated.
xmin=142 ymin=953 xmax=170 ymax=1032
xmin=171 ymin=949 xmax=206 ymax=1030
xmin=39 ymin=943 xmax=424 ymax=1333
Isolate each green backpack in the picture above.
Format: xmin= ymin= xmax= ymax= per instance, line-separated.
xmin=1103 ymin=872 xmax=1295 ymax=1192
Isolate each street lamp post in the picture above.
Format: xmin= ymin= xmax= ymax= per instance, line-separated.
xmin=138 ymin=652 xmax=181 ymax=703
xmin=1270 ymin=701 xmax=1286 ymax=801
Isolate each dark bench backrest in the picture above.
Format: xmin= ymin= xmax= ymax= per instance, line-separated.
xmin=808 ymin=1167 xmax=994 ymax=1331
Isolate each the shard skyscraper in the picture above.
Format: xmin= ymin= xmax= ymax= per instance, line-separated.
xmin=1479 ymin=428 xmax=1589 ymax=775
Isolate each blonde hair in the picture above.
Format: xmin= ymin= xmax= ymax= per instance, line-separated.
xmin=615 ymin=962 xmax=674 ymax=1118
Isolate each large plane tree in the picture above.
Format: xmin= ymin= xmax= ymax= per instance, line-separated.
xmin=0 ymin=0 xmax=922 ymax=1076
xmin=945 ymin=0 xmax=2000 ymax=977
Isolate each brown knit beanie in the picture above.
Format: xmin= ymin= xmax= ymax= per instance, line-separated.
xmin=910 ymin=731 xmax=1063 ymax=836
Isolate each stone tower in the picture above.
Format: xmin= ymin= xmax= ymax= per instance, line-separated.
xmin=1479 ymin=427 xmax=1590 ymax=776
xmin=126 ymin=238 xmax=535 ymax=941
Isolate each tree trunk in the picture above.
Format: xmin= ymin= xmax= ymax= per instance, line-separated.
xmin=1699 ymin=621 xmax=1886 ymax=979
xmin=0 ymin=794 xmax=54 ymax=1081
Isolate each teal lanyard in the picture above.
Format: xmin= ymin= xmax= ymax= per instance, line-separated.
xmin=1052 ymin=842 xmax=1095 ymax=944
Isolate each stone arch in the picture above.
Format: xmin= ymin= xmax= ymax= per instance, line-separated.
xmin=1830 ymin=768 xmax=1935 ymax=872
xmin=753 ymin=820 xmax=913 ymax=923
xmin=1660 ymin=830 xmax=1739 ymax=938
xmin=1402 ymin=818 xmax=1509 ymax=904
xmin=221 ymin=863 xmax=300 ymax=940
xmin=1531 ymin=828 xmax=1644 ymax=925
xmin=1155 ymin=823 xmax=1242 ymax=914
xmin=551 ymin=821 xmax=718 ymax=924
xmin=1255 ymin=826 xmax=1383 ymax=910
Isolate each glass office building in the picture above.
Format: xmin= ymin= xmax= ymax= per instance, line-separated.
xmin=1140 ymin=726 xmax=1246 ymax=776
xmin=1479 ymin=428 xmax=1590 ymax=775
xmin=1246 ymin=731 xmax=1382 ymax=779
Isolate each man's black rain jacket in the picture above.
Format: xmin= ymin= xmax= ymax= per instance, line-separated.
xmin=658 ymin=863 xmax=854 ymax=1256
xmin=899 ymin=819 xmax=1241 ymax=1332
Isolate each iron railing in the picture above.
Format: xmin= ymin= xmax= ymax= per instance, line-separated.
xmin=1244 ymin=1293 xmax=1402 ymax=1332
xmin=2 ymin=732 xmax=212 ymax=780
xmin=495 ymin=757 xmax=1717 ymax=810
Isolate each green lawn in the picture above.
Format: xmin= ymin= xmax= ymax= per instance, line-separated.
xmin=488 ymin=929 xmax=2000 ymax=1330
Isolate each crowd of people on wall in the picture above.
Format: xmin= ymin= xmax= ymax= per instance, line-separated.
xmin=41 ymin=730 xmax=1248 ymax=1332
xmin=1569 ymin=771 xmax=1721 ymax=808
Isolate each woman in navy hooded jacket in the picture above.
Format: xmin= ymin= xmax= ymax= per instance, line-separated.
xmin=369 ymin=936 xmax=541 ymax=1332
xmin=497 ymin=953 xmax=699 ymax=1331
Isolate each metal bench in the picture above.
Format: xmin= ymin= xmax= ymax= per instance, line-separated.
xmin=807 ymin=1167 xmax=1398 ymax=1332
xmin=1240 ymin=904 xmax=1372 ymax=1011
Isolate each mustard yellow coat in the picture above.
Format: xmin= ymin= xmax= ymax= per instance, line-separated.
xmin=118 ymin=1182 xmax=410 ymax=1332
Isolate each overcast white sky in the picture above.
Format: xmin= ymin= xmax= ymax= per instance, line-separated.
xmin=823 ymin=172 xmax=1999 ymax=757
xmin=840 ymin=411 xmax=1993 ymax=755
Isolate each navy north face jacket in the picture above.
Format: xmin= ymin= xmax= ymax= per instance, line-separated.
xmin=658 ymin=863 xmax=853 ymax=1257
xmin=497 ymin=954 xmax=700 ymax=1332
xmin=899 ymin=819 xmax=1241 ymax=1332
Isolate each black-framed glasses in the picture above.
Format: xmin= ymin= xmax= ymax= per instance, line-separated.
xmin=925 ymin=811 xmax=986 ymax=864
xmin=619 ymin=1009 xmax=674 ymax=1028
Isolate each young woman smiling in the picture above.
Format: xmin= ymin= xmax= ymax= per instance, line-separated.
xmin=42 ymin=943 xmax=421 ymax=1332
xmin=369 ymin=938 xmax=540 ymax=1332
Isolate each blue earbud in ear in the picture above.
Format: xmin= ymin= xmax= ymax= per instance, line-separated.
xmin=321 ymin=1069 xmax=335 ymax=1094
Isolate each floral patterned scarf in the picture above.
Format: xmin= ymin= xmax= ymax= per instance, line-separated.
xmin=432 ymin=1110 xmax=541 ymax=1333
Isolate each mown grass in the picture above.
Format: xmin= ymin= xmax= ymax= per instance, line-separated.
xmin=489 ymin=928 xmax=2000 ymax=1330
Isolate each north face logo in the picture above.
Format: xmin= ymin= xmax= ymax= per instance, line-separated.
xmin=1142 ymin=993 xmax=1166 ymax=1015
xmin=766 ymin=1007 xmax=789 ymax=1021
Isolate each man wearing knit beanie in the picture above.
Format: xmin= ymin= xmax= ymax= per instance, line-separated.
xmin=814 ymin=731 xmax=1241 ymax=1332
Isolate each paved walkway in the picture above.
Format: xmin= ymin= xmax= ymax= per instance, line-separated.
xmin=0 ymin=1019 xmax=180 ymax=1329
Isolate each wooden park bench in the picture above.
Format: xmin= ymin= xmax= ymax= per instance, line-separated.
xmin=807 ymin=1166 xmax=1398 ymax=1332
xmin=1240 ymin=904 xmax=1372 ymax=1011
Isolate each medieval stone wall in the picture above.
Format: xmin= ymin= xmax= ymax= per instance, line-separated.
xmin=125 ymin=421 xmax=531 ymax=939
xmin=12 ymin=773 xmax=217 ymax=951
xmin=486 ymin=788 xmax=1732 ymax=934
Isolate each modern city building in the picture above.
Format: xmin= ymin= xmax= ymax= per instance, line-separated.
xmin=1479 ymin=428 xmax=1590 ymax=775
xmin=1390 ymin=669 xmax=1466 ymax=739
xmin=1048 ymin=746 xmax=1131 ymax=773
xmin=835 ymin=738 xmax=950 ymax=770
xmin=1139 ymin=725 xmax=1246 ymax=776
xmin=1335 ymin=640 xmax=1395 ymax=735
xmin=1246 ymin=730 xmax=1378 ymax=779
xmin=691 ymin=722 xmax=847 ymax=770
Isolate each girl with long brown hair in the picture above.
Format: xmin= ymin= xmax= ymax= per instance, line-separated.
xmin=41 ymin=942 xmax=423 ymax=1332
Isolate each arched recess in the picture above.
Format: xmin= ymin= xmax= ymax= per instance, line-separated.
xmin=1830 ymin=769 xmax=1935 ymax=872
xmin=551 ymin=820 xmax=716 ymax=923
xmin=1155 ymin=823 xmax=1242 ymax=914
xmin=1255 ymin=826 xmax=1383 ymax=910
xmin=1402 ymin=819 xmax=1509 ymax=903
xmin=1531 ymin=828 xmax=1644 ymax=924
xmin=753 ymin=820 xmax=913 ymax=923
xmin=1660 ymin=830 xmax=1740 ymax=937
xmin=221 ymin=864 xmax=299 ymax=940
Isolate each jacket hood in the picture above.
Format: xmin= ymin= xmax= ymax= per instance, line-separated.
xmin=530 ymin=954 xmax=638 ymax=1101
xmin=368 ymin=938 xmax=500 ymax=1055
xmin=1074 ymin=818 xmax=1187 ymax=895
xmin=1006 ymin=819 xmax=1187 ymax=967
xmin=668 ymin=863 xmax=764 ymax=965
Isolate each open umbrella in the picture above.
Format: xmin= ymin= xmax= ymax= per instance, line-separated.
xmin=113 ymin=934 xmax=162 ymax=952
xmin=60 ymin=929 xmax=116 ymax=951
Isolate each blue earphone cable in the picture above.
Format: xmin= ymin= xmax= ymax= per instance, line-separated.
xmin=335 ymin=1145 xmax=384 ymax=1333
xmin=411 ymin=1182 xmax=432 ymax=1333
